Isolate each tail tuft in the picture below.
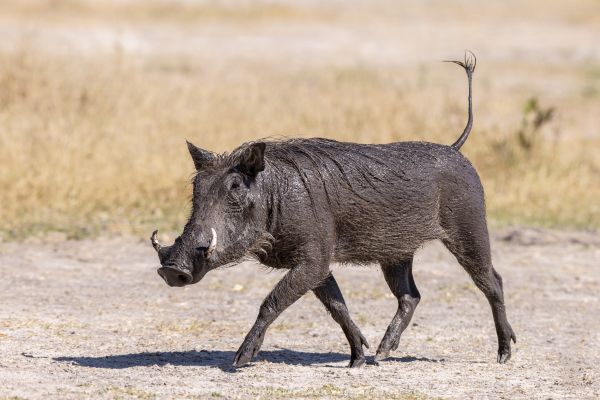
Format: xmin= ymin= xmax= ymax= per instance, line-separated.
xmin=443 ymin=51 xmax=476 ymax=150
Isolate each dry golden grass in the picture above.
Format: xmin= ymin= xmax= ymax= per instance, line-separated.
xmin=0 ymin=0 xmax=598 ymax=239
xmin=0 ymin=47 xmax=597 ymax=240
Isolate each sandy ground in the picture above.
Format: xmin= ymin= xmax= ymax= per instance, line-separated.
xmin=0 ymin=228 xmax=598 ymax=399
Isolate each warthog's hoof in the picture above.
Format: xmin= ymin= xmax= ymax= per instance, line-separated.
xmin=233 ymin=329 xmax=266 ymax=367
xmin=373 ymin=349 xmax=390 ymax=362
xmin=497 ymin=330 xmax=516 ymax=364
xmin=233 ymin=351 xmax=252 ymax=367
xmin=497 ymin=348 xmax=511 ymax=364
xmin=374 ymin=334 xmax=400 ymax=362
xmin=348 ymin=357 xmax=366 ymax=368
xmin=233 ymin=341 xmax=260 ymax=367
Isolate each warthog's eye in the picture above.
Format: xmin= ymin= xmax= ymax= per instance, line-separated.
xmin=228 ymin=174 xmax=245 ymax=191
xmin=195 ymin=246 xmax=208 ymax=258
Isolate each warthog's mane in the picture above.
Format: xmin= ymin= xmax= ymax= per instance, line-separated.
xmin=234 ymin=138 xmax=442 ymax=215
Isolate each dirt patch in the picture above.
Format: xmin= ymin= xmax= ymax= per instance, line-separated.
xmin=0 ymin=228 xmax=598 ymax=399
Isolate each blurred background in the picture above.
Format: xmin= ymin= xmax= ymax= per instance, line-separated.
xmin=0 ymin=0 xmax=598 ymax=240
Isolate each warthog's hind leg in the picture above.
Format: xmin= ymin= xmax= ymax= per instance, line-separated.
xmin=375 ymin=257 xmax=420 ymax=361
xmin=442 ymin=234 xmax=516 ymax=364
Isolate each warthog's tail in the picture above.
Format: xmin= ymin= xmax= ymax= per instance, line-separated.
xmin=444 ymin=51 xmax=476 ymax=150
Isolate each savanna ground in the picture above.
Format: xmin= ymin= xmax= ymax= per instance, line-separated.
xmin=0 ymin=0 xmax=599 ymax=398
xmin=1 ymin=229 xmax=599 ymax=399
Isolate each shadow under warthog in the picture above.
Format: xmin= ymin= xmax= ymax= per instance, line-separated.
xmin=53 ymin=350 xmax=442 ymax=371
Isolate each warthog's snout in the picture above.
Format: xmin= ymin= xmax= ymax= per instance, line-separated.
xmin=157 ymin=266 xmax=193 ymax=287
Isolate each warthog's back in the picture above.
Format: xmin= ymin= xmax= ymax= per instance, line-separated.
xmin=263 ymin=138 xmax=484 ymax=263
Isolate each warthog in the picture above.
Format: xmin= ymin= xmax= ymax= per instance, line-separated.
xmin=151 ymin=52 xmax=516 ymax=367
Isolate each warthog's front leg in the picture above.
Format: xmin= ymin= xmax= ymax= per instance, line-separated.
xmin=233 ymin=261 xmax=329 ymax=367
xmin=312 ymin=273 xmax=369 ymax=368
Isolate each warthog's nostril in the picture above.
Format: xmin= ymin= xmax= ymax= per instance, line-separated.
xmin=177 ymin=273 xmax=191 ymax=284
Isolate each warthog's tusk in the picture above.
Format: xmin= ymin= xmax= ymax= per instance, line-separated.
xmin=206 ymin=228 xmax=217 ymax=258
xmin=151 ymin=230 xmax=161 ymax=251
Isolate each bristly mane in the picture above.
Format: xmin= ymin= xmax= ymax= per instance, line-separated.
xmin=231 ymin=138 xmax=443 ymax=216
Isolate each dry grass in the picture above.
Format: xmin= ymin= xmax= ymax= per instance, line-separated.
xmin=0 ymin=1 xmax=598 ymax=240
xmin=0 ymin=48 xmax=598 ymax=239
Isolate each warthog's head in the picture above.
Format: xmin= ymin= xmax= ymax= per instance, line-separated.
xmin=152 ymin=141 xmax=269 ymax=287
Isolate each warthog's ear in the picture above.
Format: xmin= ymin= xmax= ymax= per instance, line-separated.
xmin=187 ymin=141 xmax=213 ymax=170
xmin=237 ymin=142 xmax=266 ymax=178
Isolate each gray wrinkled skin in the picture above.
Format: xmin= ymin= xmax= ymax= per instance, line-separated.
xmin=152 ymin=54 xmax=516 ymax=368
